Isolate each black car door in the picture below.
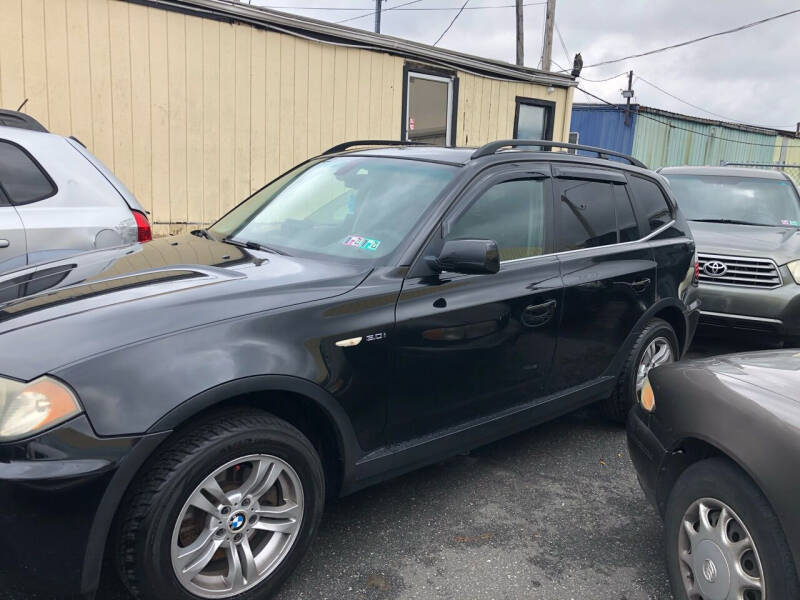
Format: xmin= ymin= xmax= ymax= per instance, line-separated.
xmin=388 ymin=165 xmax=563 ymax=443
xmin=551 ymin=166 xmax=657 ymax=392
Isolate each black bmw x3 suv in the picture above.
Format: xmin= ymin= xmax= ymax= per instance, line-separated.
xmin=0 ymin=140 xmax=699 ymax=599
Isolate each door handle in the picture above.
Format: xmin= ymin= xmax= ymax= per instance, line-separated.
xmin=631 ymin=278 xmax=651 ymax=293
xmin=522 ymin=299 xmax=557 ymax=327
xmin=0 ymin=239 xmax=9 ymax=248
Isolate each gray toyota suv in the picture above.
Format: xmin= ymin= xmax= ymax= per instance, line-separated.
xmin=661 ymin=166 xmax=800 ymax=344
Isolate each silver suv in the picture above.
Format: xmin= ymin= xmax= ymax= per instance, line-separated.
xmin=661 ymin=165 xmax=800 ymax=344
xmin=0 ymin=110 xmax=150 ymax=273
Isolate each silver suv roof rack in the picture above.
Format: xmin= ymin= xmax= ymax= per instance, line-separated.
xmin=0 ymin=110 xmax=48 ymax=133
xmin=471 ymin=139 xmax=647 ymax=169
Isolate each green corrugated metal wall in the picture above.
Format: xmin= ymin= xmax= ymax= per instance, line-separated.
xmin=632 ymin=110 xmax=776 ymax=169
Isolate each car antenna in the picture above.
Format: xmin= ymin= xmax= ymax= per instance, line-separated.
xmin=16 ymin=98 xmax=29 ymax=111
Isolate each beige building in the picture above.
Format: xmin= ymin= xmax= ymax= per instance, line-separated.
xmin=0 ymin=0 xmax=576 ymax=236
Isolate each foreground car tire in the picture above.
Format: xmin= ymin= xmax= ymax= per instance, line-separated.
xmin=116 ymin=410 xmax=325 ymax=600
xmin=601 ymin=317 xmax=677 ymax=422
xmin=665 ymin=458 xmax=800 ymax=600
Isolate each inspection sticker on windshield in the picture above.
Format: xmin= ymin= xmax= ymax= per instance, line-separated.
xmin=344 ymin=235 xmax=381 ymax=251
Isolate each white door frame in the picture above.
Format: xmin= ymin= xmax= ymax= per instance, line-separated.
xmin=404 ymin=71 xmax=454 ymax=146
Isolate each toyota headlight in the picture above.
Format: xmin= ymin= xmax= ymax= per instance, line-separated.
xmin=788 ymin=260 xmax=800 ymax=285
xmin=0 ymin=376 xmax=82 ymax=442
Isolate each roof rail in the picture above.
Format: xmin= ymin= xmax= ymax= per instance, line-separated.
xmin=471 ymin=139 xmax=647 ymax=169
xmin=322 ymin=140 xmax=429 ymax=155
xmin=0 ymin=110 xmax=48 ymax=133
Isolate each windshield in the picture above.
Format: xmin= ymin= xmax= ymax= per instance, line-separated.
xmin=209 ymin=156 xmax=457 ymax=261
xmin=664 ymin=174 xmax=800 ymax=227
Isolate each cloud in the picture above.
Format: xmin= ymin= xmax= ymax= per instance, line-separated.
xmin=253 ymin=0 xmax=800 ymax=128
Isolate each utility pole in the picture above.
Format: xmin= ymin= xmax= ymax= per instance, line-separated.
xmin=374 ymin=0 xmax=383 ymax=34
xmin=541 ymin=0 xmax=556 ymax=71
xmin=623 ymin=70 xmax=634 ymax=126
xmin=515 ymin=0 xmax=524 ymax=66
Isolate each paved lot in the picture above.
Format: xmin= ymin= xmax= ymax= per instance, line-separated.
xmin=8 ymin=334 xmax=775 ymax=600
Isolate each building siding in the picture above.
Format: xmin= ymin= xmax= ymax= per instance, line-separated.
xmin=0 ymin=0 xmax=572 ymax=237
xmin=632 ymin=109 xmax=776 ymax=169
xmin=570 ymin=104 xmax=637 ymax=156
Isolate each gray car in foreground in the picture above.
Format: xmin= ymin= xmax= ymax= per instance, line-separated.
xmin=661 ymin=166 xmax=800 ymax=344
xmin=628 ymin=350 xmax=800 ymax=600
xmin=0 ymin=110 xmax=151 ymax=273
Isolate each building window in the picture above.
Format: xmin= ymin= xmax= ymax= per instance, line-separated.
xmin=513 ymin=97 xmax=555 ymax=144
xmin=402 ymin=65 xmax=458 ymax=146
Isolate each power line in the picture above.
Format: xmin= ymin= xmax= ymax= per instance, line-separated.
xmin=433 ymin=0 xmax=470 ymax=46
xmin=579 ymin=71 xmax=628 ymax=83
xmin=554 ymin=22 xmax=569 ymax=65
xmin=336 ymin=0 xmax=422 ymax=24
xmin=566 ymin=7 xmax=800 ymax=70
xmin=634 ymin=75 xmax=796 ymax=130
xmin=266 ymin=2 xmax=544 ymax=10
xmin=576 ymin=85 xmax=800 ymax=148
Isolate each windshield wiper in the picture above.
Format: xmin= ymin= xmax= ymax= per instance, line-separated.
xmin=689 ymin=218 xmax=765 ymax=226
xmin=223 ymin=237 xmax=288 ymax=255
xmin=190 ymin=228 xmax=216 ymax=241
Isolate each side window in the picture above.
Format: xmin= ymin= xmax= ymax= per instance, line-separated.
xmin=556 ymin=179 xmax=617 ymax=251
xmin=627 ymin=175 xmax=672 ymax=233
xmin=446 ymin=178 xmax=546 ymax=262
xmin=0 ymin=141 xmax=56 ymax=205
xmin=614 ymin=185 xmax=640 ymax=242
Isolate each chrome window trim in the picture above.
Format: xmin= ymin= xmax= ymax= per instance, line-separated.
xmin=500 ymin=219 xmax=677 ymax=266
xmin=699 ymin=310 xmax=783 ymax=325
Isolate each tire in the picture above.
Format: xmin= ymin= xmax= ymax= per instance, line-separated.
xmin=116 ymin=409 xmax=325 ymax=600
xmin=665 ymin=457 xmax=800 ymax=600
xmin=600 ymin=317 xmax=678 ymax=422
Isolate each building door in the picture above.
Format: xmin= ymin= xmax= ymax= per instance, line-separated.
xmin=403 ymin=69 xmax=456 ymax=146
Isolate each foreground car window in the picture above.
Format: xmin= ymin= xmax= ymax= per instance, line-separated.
xmin=210 ymin=157 xmax=457 ymax=260
xmin=666 ymin=174 xmax=800 ymax=227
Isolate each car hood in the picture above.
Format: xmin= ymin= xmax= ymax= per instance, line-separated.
xmin=0 ymin=234 xmax=370 ymax=379
xmin=666 ymin=349 xmax=800 ymax=404
xmin=689 ymin=221 xmax=800 ymax=265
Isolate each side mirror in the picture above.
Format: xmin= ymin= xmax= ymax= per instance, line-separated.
xmin=425 ymin=239 xmax=500 ymax=275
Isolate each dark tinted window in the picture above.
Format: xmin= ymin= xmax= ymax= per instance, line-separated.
xmin=556 ymin=179 xmax=617 ymax=251
xmin=614 ymin=185 xmax=639 ymax=242
xmin=447 ymin=179 xmax=546 ymax=261
xmin=628 ymin=175 xmax=672 ymax=233
xmin=0 ymin=141 xmax=55 ymax=205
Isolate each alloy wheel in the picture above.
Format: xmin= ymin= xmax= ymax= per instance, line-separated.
xmin=677 ymin=497 xmax=765 ymax=600
xmin=635 ymin=336 xmax=673 ymax=395
xmin=170 ymin=454 xmax=304 ymax=598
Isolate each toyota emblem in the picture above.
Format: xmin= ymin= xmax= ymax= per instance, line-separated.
xmin=703 ymin=261 xmax=727 ymax=277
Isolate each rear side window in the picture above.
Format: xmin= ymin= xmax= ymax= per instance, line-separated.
xmin=447 ymin=178 xmax=546 ymax=261
xmin=627 ymin=175 xmax=672 ymax=233
xmin=0 ymin=140 xmax=56 ymax=205
xmin=556 ymin=179 xmax=618 ymax=251
xmin=614 ymin=185 xmax=640 ymax=242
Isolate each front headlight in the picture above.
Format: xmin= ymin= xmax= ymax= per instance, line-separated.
xmin=0 ymin=376 xmax=82 ymax=442
xmin=788 ymin=260 xmax=800 ymax=285
xmin=639 ymin=376 xmax=656 ymax=413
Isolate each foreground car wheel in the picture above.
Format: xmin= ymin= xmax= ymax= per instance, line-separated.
xmin=665 ymin=458 xmax=800 ymax=600
xmin=601 ymin=318 xmax=677 ymax=422
xmin=117 ymin=410 xmax=324 ymax=600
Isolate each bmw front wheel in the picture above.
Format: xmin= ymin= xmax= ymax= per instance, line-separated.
xmin=117 ymin=410 xmax=325 ymax=600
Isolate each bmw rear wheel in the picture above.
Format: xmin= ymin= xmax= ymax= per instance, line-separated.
xmin=117 ymin=410 xmax=325 ymax=600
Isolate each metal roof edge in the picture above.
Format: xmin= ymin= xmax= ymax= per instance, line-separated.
xmin=125 ymin=0 xmax=576 ymax=87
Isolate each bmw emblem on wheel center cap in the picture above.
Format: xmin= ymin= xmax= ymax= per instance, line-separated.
xmin=229 ymin=512 xmax=246 ymax=532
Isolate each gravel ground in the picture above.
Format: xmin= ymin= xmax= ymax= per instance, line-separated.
xmin=6 ymin=334 xmax=769 ymax=600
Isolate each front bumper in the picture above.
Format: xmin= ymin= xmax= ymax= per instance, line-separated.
xmin=698 ymin=277 xmax=800 ymax=337
xmin=0 ymin=415 xmax=168 ymax=596
xmin=626 ymin=407 xmax=669 ymax=511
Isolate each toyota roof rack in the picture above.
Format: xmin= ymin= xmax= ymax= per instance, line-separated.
xmin=471 ymin=139 xmax=647 ymax=169
xmin=0 ymin=110 xmax=48 ymax=133
xmin=322 ymin=140 xmax=429 ymax=155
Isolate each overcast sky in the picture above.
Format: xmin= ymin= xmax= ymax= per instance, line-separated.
xmin=250 ymin=0 xmax=799 ymax=131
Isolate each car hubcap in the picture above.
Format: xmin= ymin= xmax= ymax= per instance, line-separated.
xmin=635 ymin=336 xmax=673 ymax=395
xmin=170 ymin=454 xmax=304 ymax=598
xmin=678 ymin=497 xmax=764 ymax=600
